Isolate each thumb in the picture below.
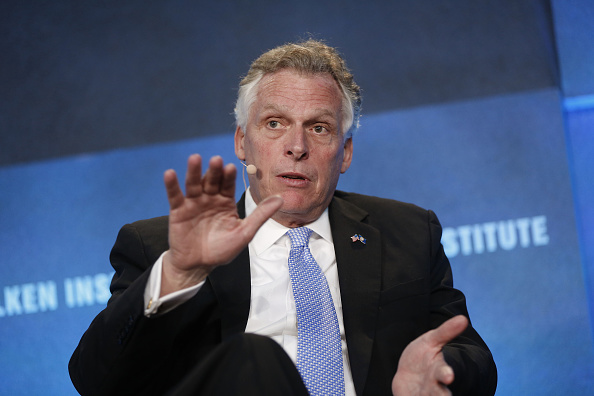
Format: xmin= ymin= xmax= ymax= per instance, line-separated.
xmin=241 ymin=195 xmax=283 ymax=237
xmin=428 ymin=315 xmax=469 ymax=348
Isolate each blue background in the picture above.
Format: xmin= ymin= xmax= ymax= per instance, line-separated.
xmin=1 ymin=1 xmax=593 ymax=394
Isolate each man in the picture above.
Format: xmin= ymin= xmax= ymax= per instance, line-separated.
xmin=70 ymin=40 xmax=497 ymax=395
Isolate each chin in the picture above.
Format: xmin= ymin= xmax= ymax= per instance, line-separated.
xmin=278 ymin=191 xmax=311 ymax=208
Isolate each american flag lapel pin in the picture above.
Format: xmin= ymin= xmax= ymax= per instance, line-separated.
xmin=351 ymin=234 xmax=366 ymax=244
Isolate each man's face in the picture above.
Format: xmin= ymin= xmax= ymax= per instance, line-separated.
xmin=235 ymin=69 xmax=353 ymax=227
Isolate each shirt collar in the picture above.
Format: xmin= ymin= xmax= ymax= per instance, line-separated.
xmin=245 ymin=188 xmax=333 ymax=255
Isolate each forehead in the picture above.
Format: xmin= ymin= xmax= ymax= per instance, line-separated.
xmin=253 ymin=69 xmax=343 ymax=115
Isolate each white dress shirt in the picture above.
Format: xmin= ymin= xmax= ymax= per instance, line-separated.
xmin=143 ymin=189 xmax=356 ymax=395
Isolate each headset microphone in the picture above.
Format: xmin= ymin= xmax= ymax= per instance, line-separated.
xmin=240 ymin=161 xmax=257 ymax=191
xmin=242 ymin=162 xmax=257 ymax=175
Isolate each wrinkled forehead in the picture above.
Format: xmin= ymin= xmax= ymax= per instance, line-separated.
xmin=251 ymin=69 xmax=344 ymax=119
xmin=257 ymin=69 xmax=341 ymax=94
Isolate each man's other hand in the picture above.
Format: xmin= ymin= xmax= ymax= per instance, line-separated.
xmin=392 ymin=315 xmax=469 ymax=396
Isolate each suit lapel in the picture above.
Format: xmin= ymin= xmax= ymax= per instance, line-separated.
xmin=329 ymin=195 xmax=382 ymax=396
xmin=207 ymin=195 xmax=252 ymax=341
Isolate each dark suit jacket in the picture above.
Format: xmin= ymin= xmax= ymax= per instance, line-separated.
xmin=69 ymin=191 xmax=497 ymax=396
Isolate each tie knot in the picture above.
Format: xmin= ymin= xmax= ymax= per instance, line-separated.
xmin=286 ymin=227 xmax=313 ymax=248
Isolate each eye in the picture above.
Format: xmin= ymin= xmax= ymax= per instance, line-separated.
xmin=268 ymin=120 xmax=280 ymax=129
xmin=313 ymin=125 xmax=326 ymax=134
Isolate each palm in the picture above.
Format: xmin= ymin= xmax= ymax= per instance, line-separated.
xmin=392 ymin=316 xmax=468 ymax=396
xmin=162 ymin=154 xmax=282 ymax=293
xmin=171 ymin=189 xmax=255 ymax=264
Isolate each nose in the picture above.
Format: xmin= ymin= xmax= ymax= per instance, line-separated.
xmin=285 ymin=127 xmax=309 ymax=160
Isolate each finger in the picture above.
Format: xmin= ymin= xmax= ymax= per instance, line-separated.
xmin=185 ymin=154 xmax=203 ymax=198
xmin=164 ymin=169 xmax=184 ymax=210
xmin=241 ymin=195 xmax=283 ymax=239
xmin=428 ymin=315 xmax=469 ymax=348
xmin=440 ymin=384 xmax=453 ymax=396
xmin=434 ymin=359 xmax=455 ymax=386
xmin=220 ymin=163 xmax=237 ymax=198
xmin=202 ymin=156 xmax=225 ymax=195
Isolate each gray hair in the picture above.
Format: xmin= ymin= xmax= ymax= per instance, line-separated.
xmin=234 ymin=39 xmax=361 ymax=138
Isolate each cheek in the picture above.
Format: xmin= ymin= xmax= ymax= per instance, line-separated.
xmin=261 ymin=145 xmax=275 ymax=160
xmin=259 ymin=147 xmax=282 ymax=176
xmin=315 ymin=151 xmax=343 ymax=183
xmin=247 ymin=137 xmax=273 ymax=162
xmin=327 ymin=147 xmax=346 ymax=171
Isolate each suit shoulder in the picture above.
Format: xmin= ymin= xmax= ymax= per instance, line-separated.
xmin=114 ymin=216 xmax=170 ymax=261
xmin=125 ymin=215 xmax=169 ymax=234
xmin=333 ymin=190 xmax=430 ymax=218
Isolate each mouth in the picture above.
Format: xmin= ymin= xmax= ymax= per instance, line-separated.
xmin=279 ymin=172 xmax=309 ymax=181
xmin=277 ymin=172 xmax=310 ymax=186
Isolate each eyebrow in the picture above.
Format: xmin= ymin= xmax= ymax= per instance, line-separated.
xmin=259 ymin=104 xmax=338 ymax=121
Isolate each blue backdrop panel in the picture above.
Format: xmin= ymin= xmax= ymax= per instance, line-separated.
xmin=0 ymin=136 xmax=236 ymax=395
xmin=552 ymin=0 xmax=594 ymax=99
xmin=0 ymin=89 xmax=592 ymax=394
xmin=564 ymin=107 xmax=594 ymax=335
xmin=338 ymin=88 xmax=594 ymax=394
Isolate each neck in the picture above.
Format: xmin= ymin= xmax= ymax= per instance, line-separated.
xmin=271 ymin=210 xmax=320 ymax=228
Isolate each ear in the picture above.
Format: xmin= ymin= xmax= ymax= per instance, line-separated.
xmin=341 ymin=137 xmax=353 ymax=174
xmin=234 ymin=126 xmax=246 ymax=160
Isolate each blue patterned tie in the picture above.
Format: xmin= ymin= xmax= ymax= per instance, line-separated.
xmin=286 ymin=227 xmax=345 ymax=396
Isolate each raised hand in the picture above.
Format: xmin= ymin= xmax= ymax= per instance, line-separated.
xmin=160 ymin=154 xmax=282 ymax=296
xmin=392 ymin=315 xmax=469 ymax=396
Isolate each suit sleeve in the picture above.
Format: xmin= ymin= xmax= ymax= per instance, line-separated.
xmin=426 ymin=210 xmax=498 ymax=395
xmin=69 ymin=222 xmax=220 ymax=396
